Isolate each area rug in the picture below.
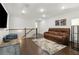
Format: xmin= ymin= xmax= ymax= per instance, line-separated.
xmin=32 ymin=38 xmax=66 ymax=54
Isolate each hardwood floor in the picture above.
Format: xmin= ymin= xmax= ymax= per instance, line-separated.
xmin=20 ymin=38 xmax=48 ymax=55
xmin=20 ymin=38 xmax=79 ymax=55
xmin=54 ymin=47 xmax=79 ymax=55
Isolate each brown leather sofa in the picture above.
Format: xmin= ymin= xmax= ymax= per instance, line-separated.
xmin=44 ymin=28 xmax=70 ymax=45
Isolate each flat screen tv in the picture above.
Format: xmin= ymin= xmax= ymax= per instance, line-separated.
xmin=0 ymin=3 xmax=7 ymax=28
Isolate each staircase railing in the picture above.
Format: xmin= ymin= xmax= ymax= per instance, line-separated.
xmin=7 ymin=28 xmax=38 ymax=39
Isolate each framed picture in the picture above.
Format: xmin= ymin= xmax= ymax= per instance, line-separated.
xmin=55 ymin=19 xmax=66 ymax=26
xmin=55 ymin=20 xmax=60 ymax=26
xmin=61 ymin=19 xmax=66 ymax=26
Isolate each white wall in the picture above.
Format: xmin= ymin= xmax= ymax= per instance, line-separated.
xmin=7 ymin=7 xmax=79 ymax=40
xmin=9 ymin=15 xmax=37 ymax=37
xmin=8 ymin=9 xmax=79 ymax=39
xmin=9 ymin=15 xmax=36 ymax=29
xmin=39 ymin=10 xmax=79 ymax=34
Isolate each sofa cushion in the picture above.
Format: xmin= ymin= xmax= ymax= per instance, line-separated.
xmin=47 ymin=31 xmax=68 ymax=36
xmin=48 ymin=28 xmax=70 ymax=34
xmin=44 ymin=33 xmax=65 ymax=39
xmin=3 ymin=33 xmax=18 ymax=42
xmin=48 ymin=31 xmax=58 ymax=35
xmin=5 ymin=33 xmax=18 ymax=39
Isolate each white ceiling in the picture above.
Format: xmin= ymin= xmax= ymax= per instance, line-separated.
xmin=2 ymin=3 xmax=79 ymax=19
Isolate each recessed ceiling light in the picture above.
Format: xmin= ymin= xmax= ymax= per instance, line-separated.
xmin=61 ymin=6 xmax=65 ymax=10
xmin=22 ymin=10 xmax=26 ymax=14
xmin=40 ymin=8 xmax=45 ymax=12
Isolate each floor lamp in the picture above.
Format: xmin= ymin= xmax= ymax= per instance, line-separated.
xmin=71 ymin=18 xmax=79 ymax=51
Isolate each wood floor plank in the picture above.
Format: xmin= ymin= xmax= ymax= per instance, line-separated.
xmin=20 ymin=38 xmax=79 ymax=55
xmin=20 ymin=38 xmax=48 ymax=55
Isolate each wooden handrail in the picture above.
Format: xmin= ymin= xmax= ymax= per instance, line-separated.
xmin=7 ymin=28 xmax=36 ymax=30
xmin=6 ymin=28 xmax=38 ymax=38
xmin=26 ymin=29 xmax=34 ymax=35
